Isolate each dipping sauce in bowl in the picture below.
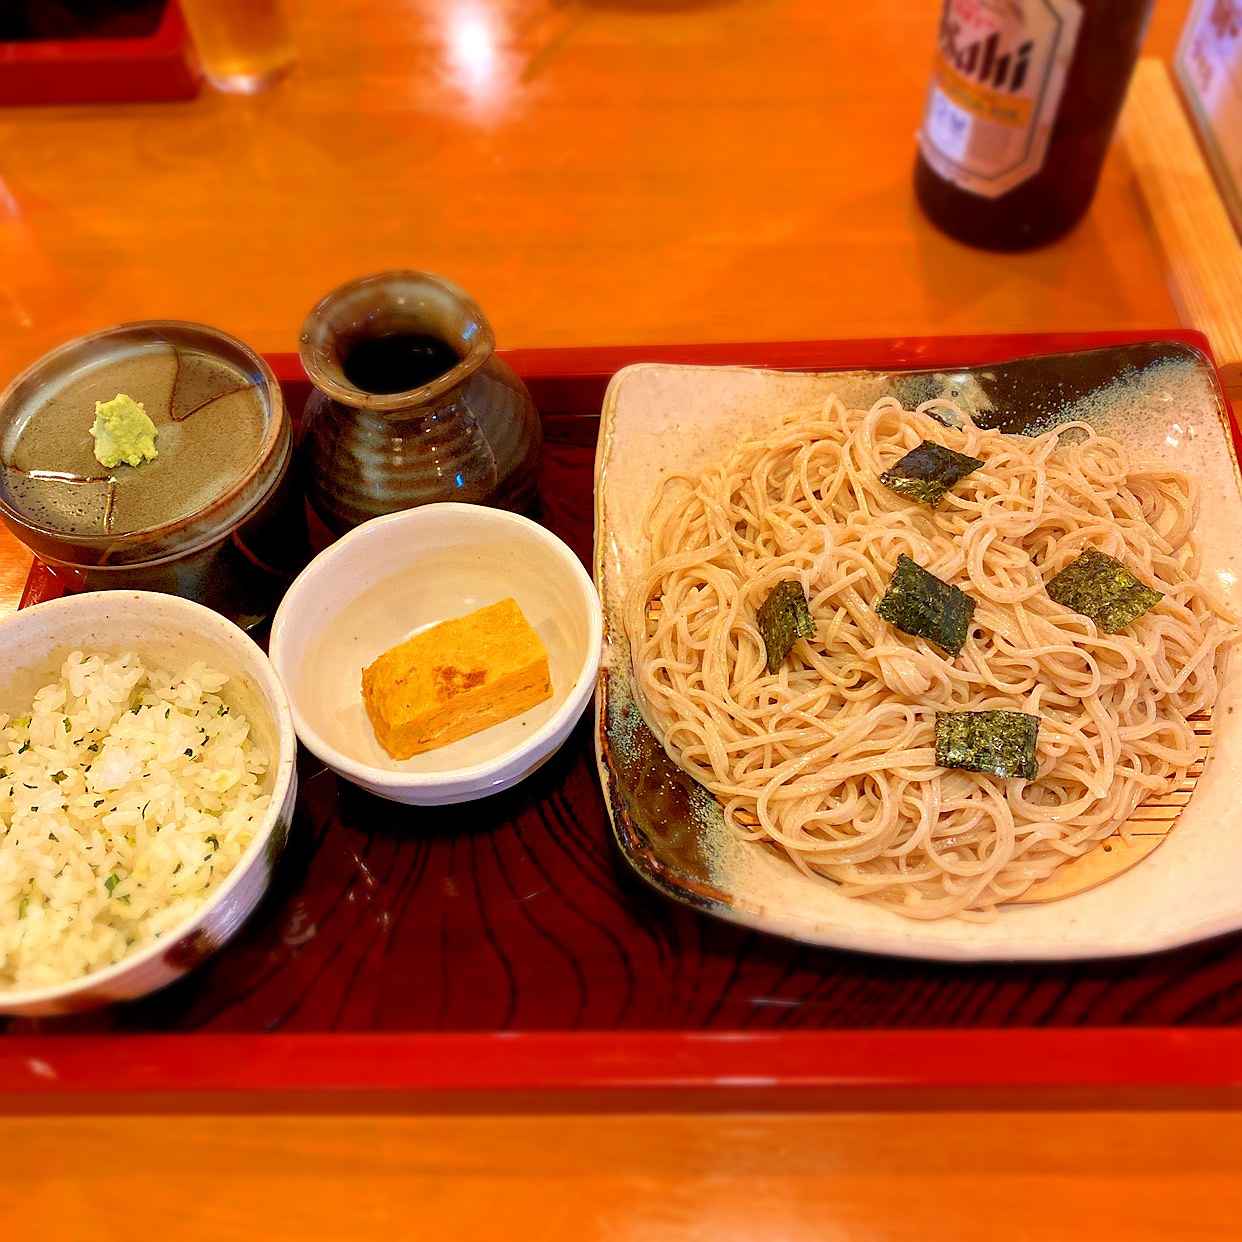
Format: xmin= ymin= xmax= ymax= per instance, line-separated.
xmin=0 ymin=322 xmax=307 ymax=628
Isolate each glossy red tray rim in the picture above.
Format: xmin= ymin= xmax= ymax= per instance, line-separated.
xmin=4 ymin=1029 xmax=1242 ymax=1102
xmin=9 ymin=328 xmax=1242 ymax=1105
xmin=275 ymin=326 xmax=1223 ymax=387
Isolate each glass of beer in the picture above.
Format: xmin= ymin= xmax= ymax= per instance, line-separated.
xmin=178 ymin=0 xmax=295 ymax=94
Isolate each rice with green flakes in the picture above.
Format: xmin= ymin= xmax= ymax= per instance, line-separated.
xmin=0 ymin=650 xmax=271 ymax=990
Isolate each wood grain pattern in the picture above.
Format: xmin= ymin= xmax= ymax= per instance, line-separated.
xmin=0 ymin=0 xmax=1230 ymax=1227
xmin=4 ymin=1111 xmax=1242 ymax=1242
xmin=0 ymin=0 xmax=1190 ymax=391
xmin=1119 ymin=59 xmax=1242 ymax=387
xmin=0 ymin=0 xmax=1198 ymax=613
xmin=8 ymin=407 xmax=1242 ymax=1044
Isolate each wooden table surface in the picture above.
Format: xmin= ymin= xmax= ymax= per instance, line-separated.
xmin=6 ymin=0 xmax=1242 ymax=1237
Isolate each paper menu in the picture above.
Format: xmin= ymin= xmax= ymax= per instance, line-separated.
xmin=1177 ymin=0 xmax=1242 ymax=236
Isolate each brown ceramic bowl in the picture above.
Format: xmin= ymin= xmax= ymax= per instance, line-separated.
xmin=0 ymin=321 xmax=307 ymax=628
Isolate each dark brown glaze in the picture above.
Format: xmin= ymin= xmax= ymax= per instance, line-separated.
xmin=162 ymin=928 xmax=222 ymax=973
xmin=5 ymin=466 xmax=118 ymax=534
xmin=168 ymin=346 xmax=253 ymax=423
xmin=601 ymin=674 xmax=726 ymax=913
xmin=956 ymin=342 xmax=1213 ymax=434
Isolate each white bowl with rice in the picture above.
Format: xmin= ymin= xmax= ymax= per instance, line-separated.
xmin=0 ymin=591 xmax=297 ymax=1015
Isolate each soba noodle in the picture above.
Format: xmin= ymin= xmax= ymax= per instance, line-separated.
xmin=625 ymin=395 xmax=1238 ymax=919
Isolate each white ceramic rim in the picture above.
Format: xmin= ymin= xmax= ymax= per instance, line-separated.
xmin=269 ymin=503 xmax=604 ymax=794
xmin=0 ymin=590 xmax=298 ymax=1008
xmin=593 ymin=355 xmax=1242 ymax=961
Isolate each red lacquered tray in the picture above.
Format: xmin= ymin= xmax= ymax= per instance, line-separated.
xmin=7 ymin=332 xmax=1242 ymax=1113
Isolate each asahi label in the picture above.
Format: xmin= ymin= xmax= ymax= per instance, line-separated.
xmin=919 ymin=0 xmax=1083 ymax=198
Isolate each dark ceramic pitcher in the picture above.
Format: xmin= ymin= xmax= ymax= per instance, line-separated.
xmin=297 ymin=271 xmax=542 ymax=536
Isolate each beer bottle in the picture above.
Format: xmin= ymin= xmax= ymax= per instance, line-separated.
xmin=914 ymin=0 xmax=1156 ymax=251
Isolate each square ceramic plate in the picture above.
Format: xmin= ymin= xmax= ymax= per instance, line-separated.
xmin=593 ymin=342 xmax=1242 ymax=961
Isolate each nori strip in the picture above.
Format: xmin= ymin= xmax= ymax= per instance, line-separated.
xmin=1045 ymin=547 xmax=1163 ymax=633
xmin=757 ymin=579 xmax=816 ymax=673
xmin=875 ymin=554 xmax=976 ymax=657
xmin=935 ymin=710 xmax=1041 ymax=780
xmin=880 ymin=441 xmax=986 ymax=506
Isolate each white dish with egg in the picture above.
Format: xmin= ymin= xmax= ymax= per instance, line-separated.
xmin=269 ymin=503 xmax=603 ymax=805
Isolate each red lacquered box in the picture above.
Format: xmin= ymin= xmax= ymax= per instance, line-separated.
xmin=0 ymin=2 xmax=199 ymax=107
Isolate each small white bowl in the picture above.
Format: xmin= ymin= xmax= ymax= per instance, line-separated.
xmin=0 ymin=591 xmax=298 ymax=1016
xmin=269 ymin=503 xmax=603 ymax=805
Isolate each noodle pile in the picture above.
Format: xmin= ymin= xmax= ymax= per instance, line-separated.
xmin=625 ymin=395 xmax=1238 ymax=919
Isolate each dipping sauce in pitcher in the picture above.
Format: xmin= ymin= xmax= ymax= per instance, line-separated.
xmin=341 ymin=332 xmax=460 ymax=395
xmin=297 ymin=270 xmax=543 ymax=537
